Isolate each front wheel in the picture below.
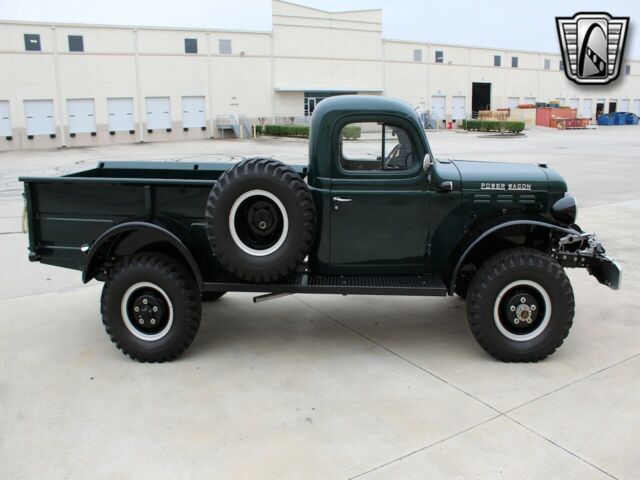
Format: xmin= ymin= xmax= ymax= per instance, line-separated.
xmin=466 ymin=248 xmax=574 ymax=362
xmin=101 ymin=253 xmax=202 ymax=362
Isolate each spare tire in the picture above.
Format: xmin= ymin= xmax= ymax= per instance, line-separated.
xmin=205 ymin=158 xmax=316 ymax=283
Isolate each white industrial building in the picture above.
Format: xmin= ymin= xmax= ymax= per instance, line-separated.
xmin=1 ymin=0 xmax=639 ymax=150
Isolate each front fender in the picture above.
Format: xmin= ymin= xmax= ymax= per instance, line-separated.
xmin=82 ymin=221 xmax=204 ymax=289
xmin=448 ymin=218 xmax=578 ymax=295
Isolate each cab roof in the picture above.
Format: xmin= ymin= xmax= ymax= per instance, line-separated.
xmin=311 ymin=95 xmax=419 ymax=121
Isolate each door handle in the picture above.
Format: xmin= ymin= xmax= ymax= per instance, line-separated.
xmin=333 ymin=197 xmax=353 ymax=202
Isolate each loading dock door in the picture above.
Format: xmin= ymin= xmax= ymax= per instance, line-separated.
xmin=0 ymin=101 xmax=11 ymax=137
xmin=581 ymin=99 xmax=593 ymax=119
xmin=452 ymin=96 xmax=466 ymax=120
xmin=608 ymin=100 xmax=617 ymax=113
xmin=472 ymin=82 xmax=491 ymax=116
xmin=181 ymin=96 xmax=206 ymax=128
xmin=24 ymin=99 xmax=55 ymax=136
xmin=619 ymin=99 xmax=629 ymax=112
xmin=431 ymin=95 xmax=446 ymax=122
xmin=632 ymin=99 xmax=640 ymax=115
xmin=524 ymin=97 xmax=536 ymax=105
xmin=67 ymin=98 xmax=96 ymax=134
xmin=507 ymin=97 xmax=519 ymax=110
xmin=107 ymin=97 xmax=135 ymax=132
xmin=145 ymin=97 xmax=171 ymax=130
xmin=569 ymin=98 xmax=579 ymax=110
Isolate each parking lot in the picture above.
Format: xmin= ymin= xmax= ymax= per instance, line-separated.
xmin=1 ymin=126 xmax=639 ymax=479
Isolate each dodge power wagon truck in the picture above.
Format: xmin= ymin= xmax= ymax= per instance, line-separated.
xmin=20 ymin=96 xmax=621 ymax=363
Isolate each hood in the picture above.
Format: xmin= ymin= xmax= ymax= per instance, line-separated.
xmin=451 ymin=159 xmax=552 ymax=192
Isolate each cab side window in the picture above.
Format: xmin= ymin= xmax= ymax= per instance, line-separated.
xmin=340 ymin=122 xmax=416 ymax=172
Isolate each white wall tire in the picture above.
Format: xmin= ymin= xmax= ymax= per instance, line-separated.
xmin=101 ymin=253 xmax=201 ymax=362
xmin=205 ymin=158 xmax=316 ymax=283
xmin=466 ymin=248 xmax=575 ymax=362
xmin=493 ymin=280 xmax=552 ymax=342
xmin=228 ymin=189 xmax=289 ymax=257
xmin=121 ymin=281 xmax=174 ymax=342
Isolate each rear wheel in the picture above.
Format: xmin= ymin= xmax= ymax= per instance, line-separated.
xmin=466 ymin=248 xmax=574 ymax=362
xmin=101 ymin=253 xmax=201 ymax=362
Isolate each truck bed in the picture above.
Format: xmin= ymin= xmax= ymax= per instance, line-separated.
xmin=19 ymin=161 xmax=307 ymax=272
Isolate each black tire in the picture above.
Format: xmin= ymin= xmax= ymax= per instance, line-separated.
xmin=466 ymin=248 xmax=574 ymax=362
xmin=205 ymin=158 xmax=316 ymax=283
xmin=454 ymin=282 xmax=469 ymax=300
xmin=454 ymin=266 xmax=475 ymax=300
xmin=101 ymin=253 xmax=201 ymax=362
xmin=202 ymin=291 xmax=226 ymax=302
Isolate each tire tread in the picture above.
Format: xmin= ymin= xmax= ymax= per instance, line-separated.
xmin=466 ymin=247 xmax=574 ymax=362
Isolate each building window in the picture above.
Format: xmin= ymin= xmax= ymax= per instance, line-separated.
xmin=68 ymin=35 xmax=84 ymax=52
xmin=24 ymin=34 xmax=41 ymax=51
xmin=413 ymin=49 xmax=422 ymax=62
xmin=435 ymin=50 xmax=443 ymax=63
xmin=625 ymin=65 xmax=631 ymax=75
xmin=544 ymin=58 xmax=550 ymax=70
xmin=184 ymin=38 xmax=198 ymax=54
xmin=560 ymin=60 xmax=565 ymax=71
xmin=494 ymin=55 xmax=501 ymax=67
xmin=340 ymin=122 xmax=416 ymax=172
xmin=219 ymin=39 xmax=232 ymax=55
xmin=511 ymin=56 xmax=518 ymax=68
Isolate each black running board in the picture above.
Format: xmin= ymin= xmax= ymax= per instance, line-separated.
xmin=203 ymin=272 xmax=447 ymax=297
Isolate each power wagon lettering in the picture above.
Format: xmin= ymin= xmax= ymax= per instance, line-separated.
xmin=481 ymin=183 xmax=532 ymax=191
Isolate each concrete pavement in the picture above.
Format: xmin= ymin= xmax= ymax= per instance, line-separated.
xmin=1 ymin=127 xmax=638 ymax=479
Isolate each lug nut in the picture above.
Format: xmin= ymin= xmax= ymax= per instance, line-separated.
xmin=138 ymin=319 xmax=144 ymax=325
xmin=134 ymin=306 xmax=139 ymax=312
xmin=143 ymin=299 xmax=148 ymax=305
xmin=510 ymin=305 xmax=516 ymax=312
xmin=153 ymin=306 xmax=158 ymax=312
xmin=531 ymin=305 xmax=536 ymax=311
xmin=520 ymin=297 xmax=526 ymax=303
xmin=150 ymin=319 xmax=156 ymax=325
xmin=514 ymin=319 xmax=519 ymax=325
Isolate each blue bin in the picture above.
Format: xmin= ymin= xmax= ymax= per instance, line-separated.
xmin=625 ymin=113 xmax=639 ymax=125
xmin=613 ymin=112 xmax=626 ymax=125
xmin=597 ymin=114 xmax=614 ymax=126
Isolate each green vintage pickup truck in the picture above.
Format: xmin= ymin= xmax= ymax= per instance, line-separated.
xmin=20 ymin=96 xmax=621 ymax=363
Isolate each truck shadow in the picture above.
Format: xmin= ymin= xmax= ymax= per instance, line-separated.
xmin=189 ymin=294 xmax=481 ymax=361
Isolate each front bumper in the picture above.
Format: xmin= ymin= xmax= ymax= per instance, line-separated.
xmin=554 ymin=231 xmax=622 ymax=290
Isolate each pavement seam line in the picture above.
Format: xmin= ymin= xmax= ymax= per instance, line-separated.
xmin=505 ymin=415 xmax=619 ymax=480
xmin=295 ymin=296 xmax=501 ymax=409
xmin=295 ymin=296 xmax=625 ymax=480
xmin=348 ymin=414 xmax=502 ymax=480
xmin=294 ymin=296 xmax=502 ymax=415
xmin=505 ymin=352 xmax=640 ymax=414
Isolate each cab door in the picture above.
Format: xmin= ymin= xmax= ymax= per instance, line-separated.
xmin=329 ymin=119 xmax=430 ymax=274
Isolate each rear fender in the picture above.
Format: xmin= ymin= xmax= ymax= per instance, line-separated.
xmin=82 ymin=220 xmax=204 ymax=290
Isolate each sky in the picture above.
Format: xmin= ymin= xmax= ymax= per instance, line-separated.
xmin=1 ymin=0 xmax=638 ymax=58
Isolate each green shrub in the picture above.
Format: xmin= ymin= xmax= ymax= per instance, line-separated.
xmin=341 ymin=125 xmax=362 ymax=140
xmin=262 ymin=125 xmax=310 ymax=138
xmin=462 ymin=119 xmax=525 ymax=133
xmin=254 ymin=125 xmax=263 ymax=135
